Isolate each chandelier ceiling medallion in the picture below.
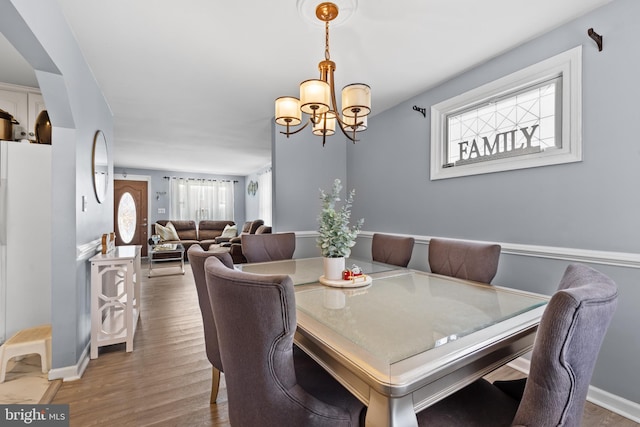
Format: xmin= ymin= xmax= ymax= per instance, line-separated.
xmin=275 ymin=1 xmax=371 ymax=146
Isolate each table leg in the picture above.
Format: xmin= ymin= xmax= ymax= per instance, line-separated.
xmin=366 ymin=389 xmax=418 ymax=427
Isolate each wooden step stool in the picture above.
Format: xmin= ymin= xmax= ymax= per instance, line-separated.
xmin=0 ymin=324 xmax=52 ymax=383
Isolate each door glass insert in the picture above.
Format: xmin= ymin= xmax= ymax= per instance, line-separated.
xmin=117 ymin=192 xmax=136 ymax=244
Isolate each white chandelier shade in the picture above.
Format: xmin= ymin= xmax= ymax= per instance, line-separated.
xmin=312 ymin=112 xmax=336 ymax=136
xmin=300 ymin=79 xmax=331 ymax=115
xmin=342 ymin=83 xmax=371 ymax=117
xmin=274 ymin=96 xmax=302 ymax=126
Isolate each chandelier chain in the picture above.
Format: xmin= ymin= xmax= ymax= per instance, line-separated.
xmin=325 ymin=21 xmax=331 ymax=61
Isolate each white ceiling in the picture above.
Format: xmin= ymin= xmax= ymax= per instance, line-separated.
xmin=1 ymin=0 xmax=612 ymax=176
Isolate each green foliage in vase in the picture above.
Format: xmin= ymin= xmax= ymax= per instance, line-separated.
xmin=317 ymin=179 xmax=364 ymax=258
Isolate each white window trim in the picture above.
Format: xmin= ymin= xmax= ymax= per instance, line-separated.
xmin=430 ymin=46 xmax=582 ymax=180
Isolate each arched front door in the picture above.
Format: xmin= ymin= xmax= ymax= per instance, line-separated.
xmin=114 ymin=180 xmax=148 ymax=257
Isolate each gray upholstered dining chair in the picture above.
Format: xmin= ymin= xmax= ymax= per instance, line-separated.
xmin=187 ymin=245 xmax=235 ymax=403
xmin=188 ymin=244 xmax=349 ymax=407
xmin=416 ymin=263 xmax=618 ymax=427
xmin=371 ymin=233 xmax=415 ymax=267
xmin=241 ymin=232 xmax=296 ymax=263
xmin=204 ymin=255 xmax=366 ymax=426
xmin=428 ymin=238 xmax=501 ymax=283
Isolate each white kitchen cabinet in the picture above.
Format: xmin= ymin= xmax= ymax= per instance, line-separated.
xmin=0 ymin=83 xmax=45 ymax=141
xmin=0 ymin=88 xmax=27 ymax=137
xmin=26 ymin=93 xmax=46 ymax=140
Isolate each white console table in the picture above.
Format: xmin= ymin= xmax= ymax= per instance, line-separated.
xmin=89 ymin=245 xmax=141 ymax=359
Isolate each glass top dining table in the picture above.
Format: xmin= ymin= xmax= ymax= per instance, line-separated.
xmin=239 ymin=257 xmax=548 ymax=427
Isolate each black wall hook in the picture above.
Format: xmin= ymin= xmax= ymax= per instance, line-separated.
xmin=413 ymin=105 xmax=426 ymax=118
xmin=588 ymin=28 xmax=603 ymax=51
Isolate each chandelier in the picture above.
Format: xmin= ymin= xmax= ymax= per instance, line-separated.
xmin=275 ymin=2 xmax=371 ymax=146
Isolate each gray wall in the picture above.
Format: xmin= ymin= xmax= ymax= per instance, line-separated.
xmin=273 ymin=120 xmax=347 ymax=234
xmin=245 ymin=164 xmax=271 ymax=224
xmin=1 ymin=0 xmax=114 ymax=370
xmin=113 ymin=167 xmax=246 ymax=228
xmin=274 ymin=0 xmax=640 ymax=408
xmin=349 ymin=2 xmax=639 ymax=254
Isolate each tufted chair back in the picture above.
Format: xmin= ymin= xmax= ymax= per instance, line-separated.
xmin=241 ymin=232 xmax=296 ymax=263
xmin=512 ymin=263 xmax=618 ymax=426
xmin=204 ymin=256 xmax=365 ymax=426
xmin=428 ymin=238 xmax=501 ymax=283
xmin=371 ymin=233 xmax=415 ymax=267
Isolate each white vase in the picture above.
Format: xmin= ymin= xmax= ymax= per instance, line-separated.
xmin=323 ymin=256 xmax=345 ymax=281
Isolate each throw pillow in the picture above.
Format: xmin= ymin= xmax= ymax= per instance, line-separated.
xmin=166 ymin=222 xmax=180 ymax=240
xmin=221 ymin=224 xmax=237 ymax=238
xmin=155 ymin=222 xmax=180 ymax=241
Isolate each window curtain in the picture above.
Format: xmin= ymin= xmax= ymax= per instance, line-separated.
xmin=169 ymin=178 xmax=234 ymax=221
xmin=257 ymin=169 xmax=272 ymax=226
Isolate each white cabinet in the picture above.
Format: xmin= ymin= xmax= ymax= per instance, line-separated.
xmin=89 ymin=246 xmax=141 ymax=358
xmin=0 ymin=141 xmax=52 ymax=343
xmin=0 ymin=83 xmax=45 ymax=141
xmin=26 ymin=93 xmax=46 ymax=140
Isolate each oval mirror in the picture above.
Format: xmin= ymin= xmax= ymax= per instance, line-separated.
xmin=92 ymin=130 xmax=109 ymax=203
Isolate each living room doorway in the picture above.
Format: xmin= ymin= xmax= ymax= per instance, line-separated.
xmin=114 ymin=179 xmax=149 ymax=257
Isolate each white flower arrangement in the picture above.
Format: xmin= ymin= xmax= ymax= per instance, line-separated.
xmin=317 ymin=179 xmax=364 ymax=258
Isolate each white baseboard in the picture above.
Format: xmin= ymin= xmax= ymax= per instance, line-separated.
xmin=588 ymin=386 xmax=640 ymax=424
xmin=508 ymin=357 xmax=640 ymax=423
xmin=506 ymin=357 xmax=531 ymax=374
xmin=48 ymin=343 xmax=90 ymax=382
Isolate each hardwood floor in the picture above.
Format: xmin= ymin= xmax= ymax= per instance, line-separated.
xmin=53 ymin=262 xmax=229 ymax=426
xmin=52 ymin=261 xmax=638 ymax=426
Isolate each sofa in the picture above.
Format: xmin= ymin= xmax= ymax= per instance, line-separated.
xmin=205 ymin=219 xmax=270 ymax=264
xmin=155 ymin=220 xmax=236 ymax=258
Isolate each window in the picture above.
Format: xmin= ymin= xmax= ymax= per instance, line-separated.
xmin=117 ymin=192 xmax=136 ymax=244
xmin=257 ymin=169 xmax=272 ymax=226
xmin=169 ymin=178 xmax=234 ymax=221
xmin=431 ymin=46 xmax=581 ymax=180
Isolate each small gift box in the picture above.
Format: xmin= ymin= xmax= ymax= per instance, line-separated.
xmin=342 ymin=264 xmax=364 ymax=280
